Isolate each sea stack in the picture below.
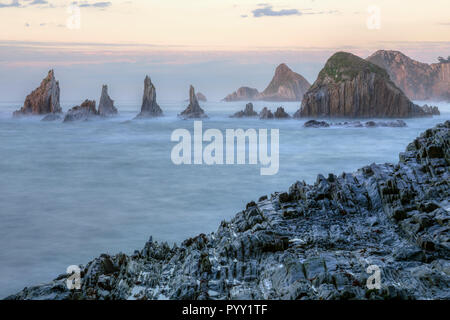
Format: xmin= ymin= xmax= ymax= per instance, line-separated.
xmin=135 ymin=76 xmax=163 ymax=118
xmin=259 ymin=63 xmax=310 ymax=101
xmin=223 ymin=87 xmax=260 ymax=102
xmin=63 ymin=100 xmax=98 ymax=122
xmin=294 ymin=52 xmax=435 ymax=118
xmin=98 ymin=85 xmax=118 ymax=117
xmin=259 ymin=107 xmax=274 ymax=119
xmin=367 ymin=50 xmax=450 ymax=102
xmin=230 ymin=102 xmax=258 ymax=118
xmin=273 ymin=107 xmax=290 ymax=119
xmin=13 ymin=69 xmax=62 ymax=116
xmin=179 ymin=85 xmax=207 ymax=119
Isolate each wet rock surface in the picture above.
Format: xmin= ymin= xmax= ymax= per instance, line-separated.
xmin=7 ymin=121 xmax=449 ymax=300
xmin=179 ymin=86 xmax=208 ymax=119
xmin=231 ymin=103 xmax=258 ymax=118
xmin=63 ymin=100 xmax=98 ymax=122
xmin=13 ymin=70 xmax=62 ymax=116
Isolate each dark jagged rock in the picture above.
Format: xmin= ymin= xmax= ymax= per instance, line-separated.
xmin=13 ymin=70 xmax=62 ymax=116
xmin=294 ymin=52 xmax=439 ymax=118
xmin=273 ymin=107 xmax=290 ymax=119
xmin=63 ymin=100 xmax=98 ymax=122
xmin=223 ymin=87 xmax=260 ymax=102
xmin=98 ymin=85 xmax=118 ymax=117
xmin=259 ymin=64 xmax=311 ymax=101
xmin=367 ymin=50 xmax=450 ymax=102
xmin=6 ymin=122 xmax=449 ymax=300
xmin=179 ymin=86 xmax=208 ymax=119
xmin=304 ymin=120 xmax=330 ymax=128
xmin=135 ymin=76 xmax=163 ymax=119
xmin=259 ymin=107 xmax=274 ymax=119
xmin=305 ymin=120 xmax=408 ymax=128
xmin=422 ymin=105 xmax=440 ymax=116
xmin=230 ymin=103 xmax=258 ymax=118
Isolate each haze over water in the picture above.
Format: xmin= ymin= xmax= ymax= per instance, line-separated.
xmin=0 ymin=100 xmax=449 ymax=297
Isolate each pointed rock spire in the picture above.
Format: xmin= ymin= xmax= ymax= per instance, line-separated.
xmin=13 ymin=69 xmax=62 ymax=116
xmin=179 ymin=85 xmax=207 ymax=119
xmin=135 ymin=76 xmax=163 ymax=118
xmin=98 ymin=85 xmax=118 ymax=117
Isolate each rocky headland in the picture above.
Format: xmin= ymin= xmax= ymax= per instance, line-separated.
xmin=63 ymin=100 xmax=98 ymax=122
xmin=98 ymin=85 xmax=118 ymax=117
xmin=135 ymin=76 xmax=163 ymax=119
xmin=179 ymin=86 xmax=208 ymax=119
xmin=295 ymin=52 xmax=439 ymax=119
xmin=196 ymin=92 xmax=207 ymax=102
xmin=13 ymin=70 xmax=62 ymax=117
xmin=7 ymin=121 xmax=449 ymax=300
xmin=367 ymin=50 xmax=450 ymax=102
xmin=224 ymin=64 xmax=310 ymax=102
xmin=230 ymin=103 xmax=258 ymax=118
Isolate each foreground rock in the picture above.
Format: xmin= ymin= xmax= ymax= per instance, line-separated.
xmin=63 ymin=100 xmax=98 ymax=122
xmin=304 ymin=120 xmax=408 ymax=128
xmin=231 ymin=103 xmax=258 ymax=118
xmin=98 ymin=85 xmax=118 ymax=117
xmin=13 ymin=70 xmax=62 ymax=116
xmin=179 ymin=86 xmax=208 ymax=119
xmin=135 ymin=76 xmax=163 ymax=119
xmin=294 ymin=52 xmax=438 ymax=118
xmin=223 ymin=64 xmax=310 ymax=102
xmin=7 ymin=121 xmax=449 ymax=300
xmin=367 ymin=50 xmax=450 ymax=102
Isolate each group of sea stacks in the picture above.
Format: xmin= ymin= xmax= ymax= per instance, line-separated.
xmin=13 ymin=50 xmax=448 ymax=121
xmin=12 ymin=71 xmax=207 ymax=121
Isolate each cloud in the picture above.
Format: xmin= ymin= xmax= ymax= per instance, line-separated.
xmin=0 ymin=0 xmax=20 ymax=8
xmin=252 ymin=5 xmax=301 ymax=18
xmin=76 ymin=1 xmax=112 ymax=8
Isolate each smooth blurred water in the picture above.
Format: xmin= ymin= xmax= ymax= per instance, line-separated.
xmin=0 ymin=99 xmax=449 ymax=297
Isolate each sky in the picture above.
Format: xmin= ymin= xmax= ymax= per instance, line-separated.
xmin=0 ymin=0 xmax=449 ymax=102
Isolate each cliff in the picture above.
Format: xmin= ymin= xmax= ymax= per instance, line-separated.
xmin=295 ymin=52 xmax=434 ymax=118
xmin=367 ymin=50 xmax=450 ymax=102
xmin=13 ymin=70 xmax=62 ymax=116
xmin=7 ymin=121 xmax=449 ymax=300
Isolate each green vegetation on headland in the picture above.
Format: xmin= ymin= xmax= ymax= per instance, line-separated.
xmin=318 ymin=51 xmax=390 ymax=83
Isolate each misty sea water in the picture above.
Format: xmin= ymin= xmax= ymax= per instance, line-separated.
xmin=0 ymin=100 xmax=449 ymax=297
